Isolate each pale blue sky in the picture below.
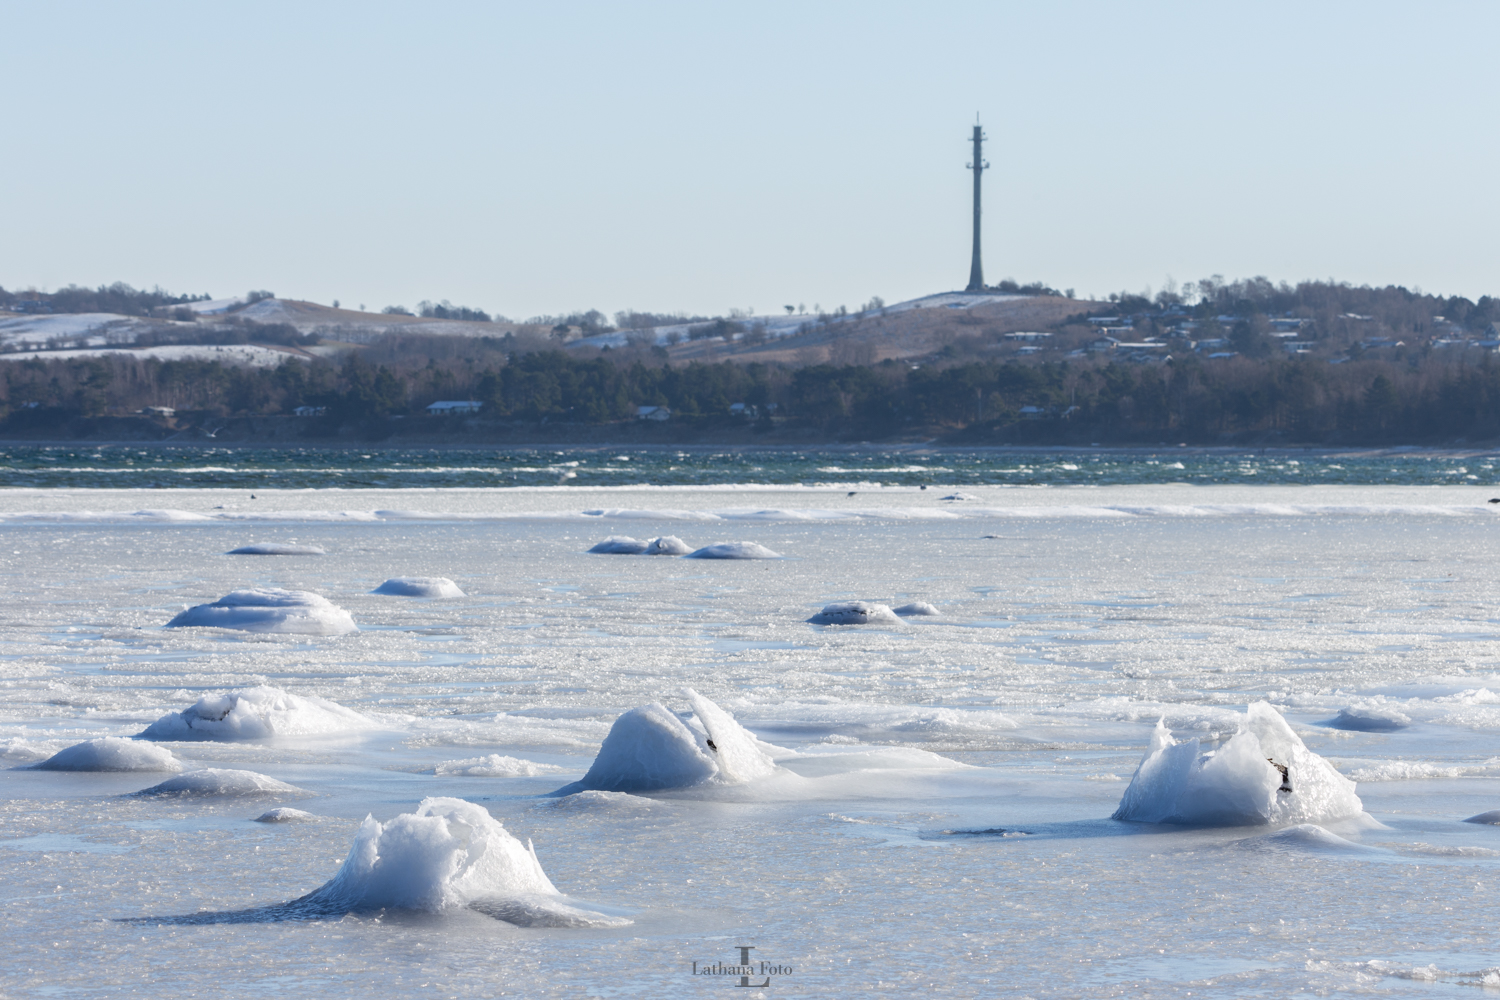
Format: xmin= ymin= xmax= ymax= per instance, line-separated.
xmin=2 ymin=1 xmax=1496 ymax=318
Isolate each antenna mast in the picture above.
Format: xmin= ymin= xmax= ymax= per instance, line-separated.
xmin=966 ymin=120 xmax=988 ymax=293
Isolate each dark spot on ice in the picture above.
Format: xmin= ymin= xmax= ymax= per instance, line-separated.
xmin=705 ymin=738 xmax=718 ymax=753
xmin=1267 ymin=758 xmax=1292 ymax=793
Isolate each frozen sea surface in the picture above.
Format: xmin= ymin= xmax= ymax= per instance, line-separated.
xmin=3 ymin=484 xmax=1500 ymax=996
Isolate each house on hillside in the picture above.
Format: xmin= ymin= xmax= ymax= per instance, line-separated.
xmin=426 ymin=400 xmax=483 ymax=416
xmin=636 ymin=405 xmax=671 ymax=421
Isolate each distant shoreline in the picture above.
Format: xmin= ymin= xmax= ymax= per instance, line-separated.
xmin=1 ymin=438 xmax=1498 ymax=459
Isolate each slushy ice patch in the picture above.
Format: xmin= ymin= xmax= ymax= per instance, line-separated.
xmin=1328 ymin=703 xmax=1412 ymax=731
xmin=893 ymin=602 xmax=941 ymax=617
xmin=559 ymin=689 xmax=778 ymax=793
xmin=139 ymin=685 xmax=373 ymax=741
xmin=685 ymin=541 xmax=781 ymax=559
xmin=287 ymin=797 xmax=628 ymax=927
xmin=373 ymin=577 xmax=465 ymax=598
xmin=132 ymin=768 xmax=305 ymax=798
xmin=1113 ymin=701 xmax=1363 ymax=826
xmin=165 ymin=588 xmax=356 ymax=635
xmin=434 ymin=754 xmax=565 ymax=777
xmin=226 ymin=543 xmax=326 ymax=555
xmin=32 ymin=737 xmax=181 ymax=772
xmin=588 ymin=535 xmax=693 ymax=555
xmin=808 ymin=601 xmax=901 ymax=625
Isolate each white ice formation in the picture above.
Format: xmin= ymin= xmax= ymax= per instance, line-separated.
xmin=1112 ymin=702 xmax=1363 ymax=827
xmin=226 ymin=543 xmax=326 ymax=555
xmin=559 ymin=688 xmax=778 ymax=794
xmin=588 ymin=536 xmax=649 ymax=554
xmin=132 ymin=768 xmax=304 ymax=798
xmin=255 ymin=807 xmax=319 ymax=823
xmin=1328 ymin=704 xmax=1411 ymax=731
xmin=139 ymin=685 xmax=373 ymax=741
xmin=588 ymin=535 xmax=693 ymax=555
xmin=287 ymin=797 xmax=627 ymax=927
xmin=893 ymin=602 xmax=941 ymax=617
xmin=32 ymin=737 xmax=182 ymax=772
xmin=434 ymin=755 xmax=565 ymax=777
xmin=164 ymin=588 xmax=357 ymax=635
xmin=808 ymin=601 xmax=901 ymax=625
xmin=685 ymin=541 xmax=782 ymax=560
xmin=644 ymin=535 xmax=692 ymax=555
xmin=373 ymin=577 xmax=466 ymax=598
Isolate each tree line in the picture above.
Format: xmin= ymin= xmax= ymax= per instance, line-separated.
xmin=8 ymin=346 xmax=1500 ymax=444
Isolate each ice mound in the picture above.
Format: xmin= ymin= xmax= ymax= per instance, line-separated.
xmin=808 ymin=601 xmax=901 ymax=625
xmin=685 ymin=541 xmax=782 ymax=560
xmin=373 ymin=577 xmax=465 ymax=598
xmin=226 ymin=543 xmax=325 ymax=555
xmin=287 ymin=797 xmax=627 ymax=927
xmin=1234 ymin=823 xmax=1378 ymax=854
xmin=434 ymin=755 xmax=565 ymax=777
xmin=940 ymin=492 xmax=976 ymax=501
xmin=1328 ymin=704 xmax=1411 ymax=731
xmin=1113 ymin=702 xmax=1363 ymax=827
xmin=132 ymin=768 xmax=305 ymax=798
xmin=587 ymin=535 xmax=693 ymax=555
xmin=893 ymin=602 xmax=941 ymax=617
xmin=588 ymin=535 xmax=649 ymax=554
xmin=557 ymin=689 xmax=777 ymax=794
xmin=164 ymin=588 xmax=356 ymax=635
xmin=254 ymin=807 xmax=319 ymax=823
xmin=644 ymin=535 xmax=691 ymax=555
xmin=32 ymin=737 xmax=182 ymax=772
xmin=1464 ymin=810 xmax=1500 ymax=825
xmin=537 ymin=790 xmax=659 ymax=813
xmin=139 ymin=685 xmax=373 ymax=741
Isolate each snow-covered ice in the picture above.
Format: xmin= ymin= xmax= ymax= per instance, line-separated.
xmin=130 ymin=768 xmax=305 ymax=798
xmin=808 ymin=600 xmax=901 ymax=625
xmin=685 ymin=540 xmax=781 ymax=559
xmin=372 ymin=576 xmax=465 ymax=598
xmin=164 ymin=588 xmax=356 ymax=635
xmin=226 ymin=542 xmax=326 ymax=555
xmin=893 ymin=601 xmax=941 ymax=616
xmin=1113 ymin=703 xmax=1364 ymax=826
xmin=31 ymin=738 xmax=181 ymax=772
xmin=139 ymin=685 xmax=373 ymax=741
xmin=643 ymin=534 xmax=691 ymax=555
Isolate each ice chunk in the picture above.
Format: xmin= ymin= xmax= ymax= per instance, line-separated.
xmin=434 ymin=755 xmax=564 ymax=777
xmin=588 ymin=536 xmax=650 ymax=554
xmin=254 ymin=807 xmax=318 ymax=823
xmin=685 ymin=687 xmax=778 ymax=783
xmin=1234 ymin=823 xmax=1379 ymax=854
xmin=139 ymin=685 xmax=373 ymax=741
xmin=164 ymin=588 xmax=356 ymax=635
xmin=226 ymin=543 xmax=325 ymax=555
xmin=1328 ymin=704 xmax=1411 ymax=731
xmin=1464 ymin=810 xmax=1500 ymax=825
xmin=893 ymin=602 xmax=941 ymax=617
xmin=1113 ymin=703 xmax=1364 ymax=826
xmin=940 ymin=492 xmax=977 ymax=501
xmin=685 ymin=541 xmax=782 ymax=559
xmin=558 ymin=691 xmax=777 ymax=794
xmin=31 ymin=737 xmax=182 ymax=772
xmin=644 ymin=535 xmax=691 ymax=555
xmin=373 ymin=577 xmax=466 ymax=598
xmin=287 ymin=797 xmax=628 ymax=927
xmin=131 ymin=768 xmax=305 ymax=798
xmin=808 ymin=601 xmax=901 ymax=625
